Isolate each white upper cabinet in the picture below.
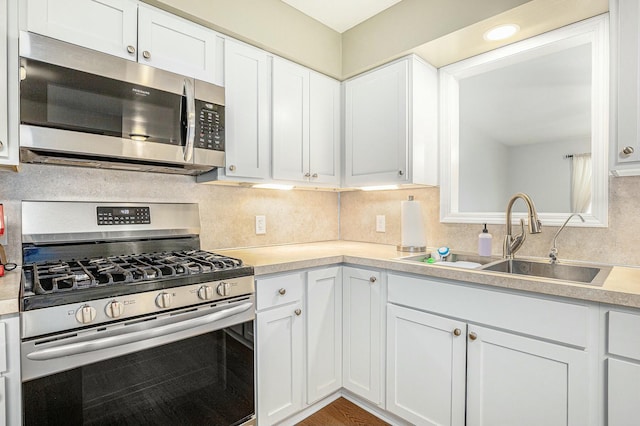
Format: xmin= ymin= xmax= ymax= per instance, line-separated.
xmin=0 ymin=0 xmax=17 ymax=167
xmin=25 ymin=0 xmax=222 ymax=84
xmin=272 ymin=57 xmax=340 ymax=186
xmin=217 ymin=38 xmax=271 ymax=181
xmin=612 ymin=0 xmax=640 ymax=175
xmin=0 ymin=0 xmax=9 ymax=164
xmin=26 ymin=0 xmax=137 ymax=61
xmin=137 ymin=4 xmax=222 ymax=84
xmin=344 ymin=55 xmax=438 ymax=188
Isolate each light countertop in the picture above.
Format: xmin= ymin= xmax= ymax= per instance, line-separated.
xmin=216 ymin=240 xmax=640 ymax=309
xmin=3 ymin=241 xmax=640 ymax=315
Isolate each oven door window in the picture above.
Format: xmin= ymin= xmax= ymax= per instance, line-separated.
xmin=23 ymin=323 xmax=254 ymax=426
xmin=20 ymin=59 xmax=184 ymax=146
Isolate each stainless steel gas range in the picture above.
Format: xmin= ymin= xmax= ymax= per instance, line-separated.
xmin=20 ymin=201 xmax=256 ymax=426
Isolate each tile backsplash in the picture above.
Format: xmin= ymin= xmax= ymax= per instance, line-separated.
xmin=340 ymin=176 xmax=640 ymax=267
xmin=0 ymin=164 xmax=339 ymax=264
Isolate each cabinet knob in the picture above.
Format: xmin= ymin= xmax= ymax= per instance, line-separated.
xmin=398 ymin=170 xmax=404 ymax=176
xmin=142 ymin=50 xmax=151 ymax=59
xmin=0 ymin=141 xmax=3 ymax=150
xmin=229 ymin=165 xmax=236 ymax=172
xmin=304 ymin=172 xmax=311 ymax=178
xmin=126 ymin=45 xmax=136 ymax=55
xmin=622 ymin=146 xmax=635 ymax=156
xmin=453 ymin=328 xmax=462 ymax=336
xmin=278 ymin=288 xmax=286 ymax=295
xmin=369 ymin=276 xmax=377 ymax=283
xmin=469 ymin=332 xmax=478 ymax=341
xmin=295 ymin=308 xmax=302 ymax=316
xmin=311 ymin=173 xmax=318 ymax=178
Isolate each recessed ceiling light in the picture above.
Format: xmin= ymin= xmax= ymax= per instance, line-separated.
xmin=483 ymin=24 xmax=520 ymax=41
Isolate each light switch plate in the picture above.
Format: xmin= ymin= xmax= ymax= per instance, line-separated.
xmin=255 ymin=215 xmax=266 ymax=235
xmin=376 ymin=215 xmax=385 ymax=233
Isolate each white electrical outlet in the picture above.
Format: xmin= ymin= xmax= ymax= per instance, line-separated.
xmin=255 ymin=215 xmax=266 ymax=235
xmin=376 ymin=215 xmax=386 ymax=233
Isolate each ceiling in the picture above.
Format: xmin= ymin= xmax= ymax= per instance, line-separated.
xmin=280 ymin=0 xmax=403 ymax=33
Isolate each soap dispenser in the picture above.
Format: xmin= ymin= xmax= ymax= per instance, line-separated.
xmin=478 ymin=224 xmax=492 ymax=256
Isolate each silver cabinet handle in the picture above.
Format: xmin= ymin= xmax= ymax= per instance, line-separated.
xmin=369 ymin=276 xmax=377 ymax=283
xmin=126 ymin=45 xmax=136 ymax=55
xmin=453 ymin=328 xmax=462 ymax=336
xmin=469 ymin=332 xmax=478 ymax=341
xmin=27 ymin=302 xmax=253 ymax=360
xmin=304 ymin=172 xmax=311 ymax=178
xmin=142 ymin=50 xmax=151 ymax=59
xmin=229 ymin=165 xmax=236 ymax=172
xmin=0 ymin=141 xmax=4 ymax=150
xmin=398 ymin=170 xmax=404 ymax=176
xmin=311 ymin=173 xmax=318 ymax=178
xmin=622 ymin=146 xmax=635 ymax=156
xmin=278 ymin=288 xmax=286 ymax=295
xmin=295 ymin=308 xmax=302 ymax=316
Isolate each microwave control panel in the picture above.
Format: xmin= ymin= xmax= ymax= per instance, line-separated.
xmin=195 ymin=100 xmax=224 ymax=151
xmin=97 ymin=207 xmax=151 ymax=225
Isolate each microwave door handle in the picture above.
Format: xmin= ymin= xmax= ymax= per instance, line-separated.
xmin=183 ymin=78 xmax=196 ymax=162
xmin=25 ymin=302 xmax=253 ymax=361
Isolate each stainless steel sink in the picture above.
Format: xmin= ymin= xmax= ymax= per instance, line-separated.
xmin=480 ymin=258 xmax=611 ymax=286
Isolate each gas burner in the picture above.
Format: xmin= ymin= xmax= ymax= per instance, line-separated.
xmin=23 ymin=250 xmax=247 ymax=296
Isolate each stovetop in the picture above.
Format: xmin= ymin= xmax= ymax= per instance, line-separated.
xmin=21 ymin=249 xmax=255 ymax=311
xmin=24 ymin=250 xmax=245 ymax=295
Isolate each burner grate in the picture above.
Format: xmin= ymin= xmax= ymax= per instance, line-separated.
xmin=25 ymin=250 xmax=245 ymax=295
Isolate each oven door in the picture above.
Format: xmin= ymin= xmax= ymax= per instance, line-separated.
xmin=22 ymin=296 xmax=255 ymax=426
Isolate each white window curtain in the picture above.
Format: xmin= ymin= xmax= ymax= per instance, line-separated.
xmin=571 ymin=153 xmax=591 ymax=213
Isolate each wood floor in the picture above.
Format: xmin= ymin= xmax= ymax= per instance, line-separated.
xmin=296 ymin=397 xmax=389 ymax=426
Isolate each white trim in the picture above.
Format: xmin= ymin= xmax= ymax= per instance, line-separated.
xmin=439 ymin=15 xmax=609 ymax=228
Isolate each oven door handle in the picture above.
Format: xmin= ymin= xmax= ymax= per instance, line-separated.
xmin=26 ymin=302 xmax=253 ymax=361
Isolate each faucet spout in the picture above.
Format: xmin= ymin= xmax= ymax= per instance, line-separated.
xmin=503 ymin=192 xmax=542 ymax=259
xmin=549 ymin=213 xmax=585 ymax=264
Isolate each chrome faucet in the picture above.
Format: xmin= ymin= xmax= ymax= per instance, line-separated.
xmin=503 ymin=193 xmax=542 ymax=259
xmin=549 ymin=213 xmax=585 ymax=264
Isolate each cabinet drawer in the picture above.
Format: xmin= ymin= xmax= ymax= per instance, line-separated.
xmin=388 ymin=273 xmax=591 ymax=348
xmin=256 ymin=272 xmax=303 ymax=311
xmin=609 ymin=310 xmax=640 ymax=360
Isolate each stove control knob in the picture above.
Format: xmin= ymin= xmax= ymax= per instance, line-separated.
xmin=216 ymin=282 xmax=231 ymax=297
xmin=105 ymin=300 xmax=125 ymax=318
xmin=75 ymin=305 xmax=97 ymax=324
xmin=156 ymin=292 xmax=172 ymax=309
xmin=198 ymin=285 xmax=214 ymax=300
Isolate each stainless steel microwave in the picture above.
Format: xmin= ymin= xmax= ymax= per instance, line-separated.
xmin=19 ymin=31 xmax=225 ymax=175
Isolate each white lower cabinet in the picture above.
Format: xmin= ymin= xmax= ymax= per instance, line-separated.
xmin=386 ymin=304 xmax=466 ymax=425
xmin=306 ymin=267 xmax=342 ymax=404
xmin=605 ymin=308 xmax=640 ymax=426
xmin=0 ymin=315 xmax=20 ymax=426
xmin=256 ymin=267 xmax=342 ymax=425
xmin=342 ymin=266 xmax=385 ymax=406
xmin=386 ymin=273 xmax=597 ymax=426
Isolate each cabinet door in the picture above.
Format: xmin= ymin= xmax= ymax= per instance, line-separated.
xmin=27 ymin=0 xmax=138 ymax=60
xmin=306 ymin=267 xmax=342 ymax=404
xmin=345 ymin=60 xmax=408 ymax=187
xmin=608 ymin=358 xmax=640 ymax=426
xmin=466 ymin=325 xmax=589 ymax=426
xmin=309 ymin=72 xmax=341 ymax=185
xmin=272 ymin=57 xmax=309 ymax=183
xmin=342 ymin=267 xmax=384 ymax=406
xmin=137 ymin=4 xmax=222 ymax=84
xmin=256 ymin=303 xmax=304 ymax=425
xmin=223 ymin=39 xmax=271 ymax=180
xmin=387 ymin=304 xmax=466 ymax=426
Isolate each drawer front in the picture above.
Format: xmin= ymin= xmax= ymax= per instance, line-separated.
xmin=609 ymin=310 xmax=640 ymax=360
xmin=256 ymin=272 xmax=304 ymax=311
xmin=388 ymin=273 xmax=591 ymax=348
